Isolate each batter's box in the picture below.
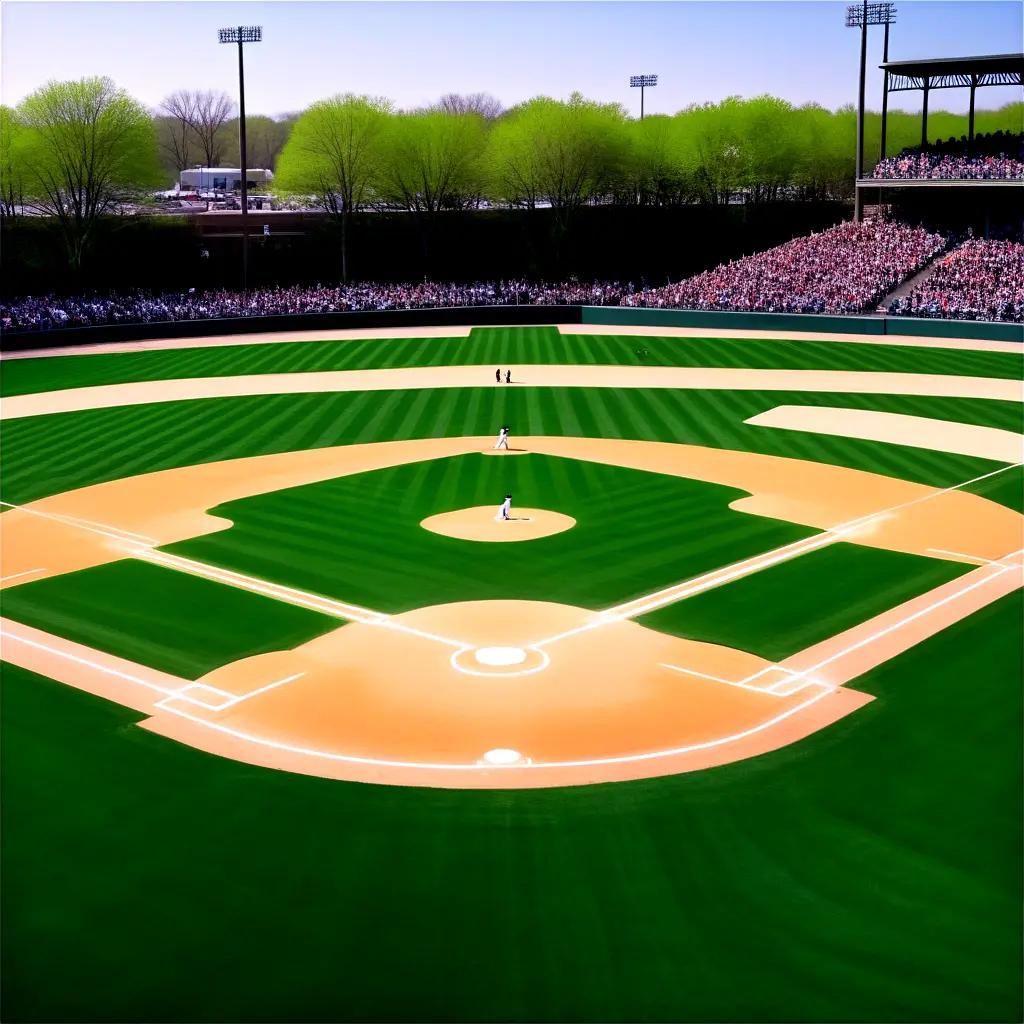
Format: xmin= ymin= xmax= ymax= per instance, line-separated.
xmin=747 ymin=666 xmax=804 ymax=693
xmin=159 ymin=683 xmax=237 ymax=711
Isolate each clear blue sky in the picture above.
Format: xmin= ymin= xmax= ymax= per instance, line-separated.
xmin=2 ymin=0 xmax=1021 ymax=118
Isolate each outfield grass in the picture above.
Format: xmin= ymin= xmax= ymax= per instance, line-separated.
xmin=2 ymin=592 xmax=1020 ymax=1023
xmin=3 ymin=387 xmax=1018 ymax=507
xmin=3 ymin=325 xmax=1023 ymax=396
xmin=2 ymin=332 xmax=1020 ymax=1023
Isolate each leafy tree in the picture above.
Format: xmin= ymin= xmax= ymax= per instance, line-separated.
xmin=0 ymin=105 xmax=27 ymax=218
xmin=618 ymin=113 xmax=709 ymax=205
xmin=486 ymin=94 xmax=628 ymax=212
xmin=376 ymin=109 xmax=487 ymax=266
xmin=15 ymin=77 xmax=160 ymax=275
xmin=274 ymin=95 xmax=391 ymax=281
xmin=378 ymin=109 xmax=488 ymax=213
xmin=220 ymin=115 xmax=295 ymax=171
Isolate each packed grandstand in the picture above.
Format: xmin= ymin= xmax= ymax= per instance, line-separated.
xmin=621 ymin=221 xmax=948 ymax=314
xmin=871 ymin=132 xmax=1024 ymax=181
xmin=887 ymin=239 xmax=1024 ymax=322
xmin=872 ymin=132 xmax=1024 ymax=180
xmin=3 ymin=221 xmax=1023 ymax=331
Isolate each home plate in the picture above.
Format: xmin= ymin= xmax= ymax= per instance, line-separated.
xmin=483 ymin=748 xmax=524 ymax=765
xmin=475 ymin=646 xmax=528 ymax=666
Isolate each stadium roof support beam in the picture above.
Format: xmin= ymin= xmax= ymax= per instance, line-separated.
xmin=968 ymin=74 xmax=977 ymax=141
xmin=920 ymin=77 xmax=929 ymax=148
xmin=878 ymin=53 xmax=1024 ymax=152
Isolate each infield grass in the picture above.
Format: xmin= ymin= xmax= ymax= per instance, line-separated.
xmin=2 ymin=453 xmax=967 ymax=676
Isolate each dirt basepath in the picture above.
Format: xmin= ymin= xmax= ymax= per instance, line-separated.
xmin=2 ymin=351 xmax=1021 ymax=787
xmin=5 ymin=323 xmax=1020 ymax=361
xmin=2 ymin=364 xmax=1020 ymax=420
xmin=2 ymin=432 xmax=1020 ymax=788
xmin=3 ymin=436 xmax=1020 ymax=591
xmin=6 ymin=539 xmax=1020 ymax=788
xmin=746 ymin=406 xmax=1024 ymax=463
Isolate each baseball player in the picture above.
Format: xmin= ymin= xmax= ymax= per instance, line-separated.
xmin=493 ymin=425 xmax=510 ymax=450
xmin=495 ymin=493 xmax=513 ymax=521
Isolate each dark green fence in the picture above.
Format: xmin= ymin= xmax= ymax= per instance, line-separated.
xmin=581 ymin=306 xmax=1023 ymax=343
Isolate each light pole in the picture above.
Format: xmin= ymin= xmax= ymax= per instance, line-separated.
xmin=630 ymin=74 xmax=658 ymax=120
xmin=219 ymin=25 xmax=262 ymax=291
xmin=845 ymin=3 xmax=896 ymax=221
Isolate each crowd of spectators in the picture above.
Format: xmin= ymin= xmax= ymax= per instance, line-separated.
xmin=0 ymin=280 xmax=629 ymax=332
xmin=887 ymin=238 xmax=1024 ymax=322
xmin=6 ymin=223 xmax=1021 ymax=331
xmin=872 ymin=131 xmax=1024 ymax=180
xmin=621 ymin=220 xmax=948 ymax=314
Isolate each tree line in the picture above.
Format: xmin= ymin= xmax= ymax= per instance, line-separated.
xmin=2 ymin=76 xmax=1020 ymax=279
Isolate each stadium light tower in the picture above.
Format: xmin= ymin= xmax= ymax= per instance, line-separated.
xmin=630 ymin=75 xmax=658 ymax=120
xmin=846 ymin=2 xmax=897 ymax=221
xmin=219 ymin=25 xmax=262 ymax=291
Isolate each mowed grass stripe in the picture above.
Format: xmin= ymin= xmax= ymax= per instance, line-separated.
xmin=0 ymin=559 xmax=338 ymax=678
xmin=2 ymin=594 xmax=1018 ymax=1022
xmin=3 ymin=455 xmax=833 ymax=669
xmin=142 ymin=456 xmax=815 ymax=613
xmin=5 ymin=325 xmax=1022 ymax=395
xmin=639 ymin=543 xmax=967 ymax=662
xmin=3 ymin=389 xmax=1017 ymax=509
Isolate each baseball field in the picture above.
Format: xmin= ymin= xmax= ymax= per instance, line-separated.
xmin=1 ymin=323 xmax=1022 ymax=1021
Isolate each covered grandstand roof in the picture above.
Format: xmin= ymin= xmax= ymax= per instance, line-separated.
xmin=881 ymin=53 xmax=1024 ymax=91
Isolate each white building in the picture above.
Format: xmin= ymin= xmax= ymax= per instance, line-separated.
xmin=179 ymin=167 xmax=274 ymax=192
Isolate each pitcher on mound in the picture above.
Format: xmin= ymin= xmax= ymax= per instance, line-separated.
xmin=493 ymin=425 xmax=510 ymax=450
xmin=495 ymin=493 xmax=512 ymax=522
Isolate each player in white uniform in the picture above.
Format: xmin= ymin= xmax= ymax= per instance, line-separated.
xmin=493 ymin=426 xmax=510 ymax=450
xmin=495 ymin=493 xmax=513 ymax=521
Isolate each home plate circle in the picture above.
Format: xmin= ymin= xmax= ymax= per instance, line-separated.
xmin=476 ymin=646 xmax=528 ymax=666
xmin=451 ymin=644 xmax=551 ymax=677
xmin=483 ymin=748 xmax=524 ymax=765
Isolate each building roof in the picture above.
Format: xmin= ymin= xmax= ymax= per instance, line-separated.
xmin=881 ymin=53 xmax=1024 ymax=91
xmin=181 ymin=168 xmax=273 ymax=175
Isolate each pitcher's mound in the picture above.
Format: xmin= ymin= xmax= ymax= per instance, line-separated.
xmin=421 ymin=506 xmax=575 ymax=542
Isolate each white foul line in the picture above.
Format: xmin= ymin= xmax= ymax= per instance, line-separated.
xmin=134 ymin=548 xmax=469 ymax=650
xmin=156 ymin=672 xmax=306 ymax=711
xmin=792 ymin=562 xmax=1018 ymax=679
xmin=532 ymin=461 xmax=1023 ymax=649
xmin=0 ymin=568 xmax=47 ymax=584
xmin=660 ymin=661 xmax=822 ymax=697
xmin=926 ymin=547 xmax=993 ymax=566
xmin=147 ymin=675 xmax=836 ymax=772
xmin=0 ymin=499 xmax=156 ymax=545
xmin=1 ymin=631 xmax=189 ymax=699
